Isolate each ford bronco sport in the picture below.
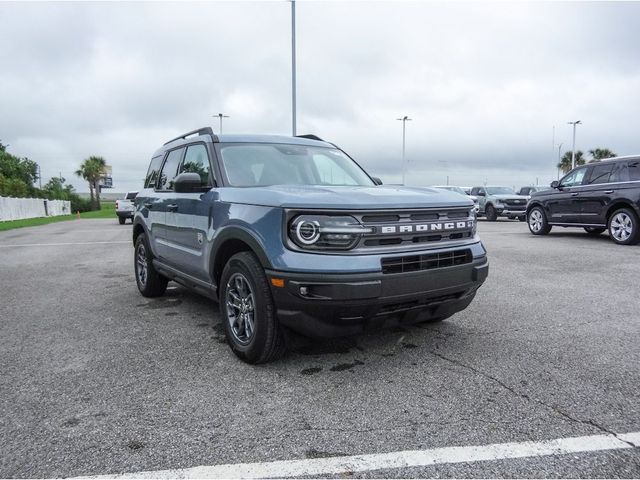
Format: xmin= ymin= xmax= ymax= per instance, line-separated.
xmin=133 ymin=128 xmax=489 ymax=363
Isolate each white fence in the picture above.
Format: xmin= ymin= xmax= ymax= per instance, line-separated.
xmin=0 ymin=196 xmax=72 ymax=222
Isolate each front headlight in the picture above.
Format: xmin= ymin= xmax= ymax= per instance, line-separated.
xmin=289 ymin=215 xmax=372 ymax=250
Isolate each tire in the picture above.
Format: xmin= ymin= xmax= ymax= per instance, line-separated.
xmin=607 ymin=208 xmax=640 ymax=245
xmin=422 ymin=314 xmax=452 ymax=324
xmin=527 ymin=206 xmax=552 ymax=235
xmin=485 ymin=204 xmax=497 ymax=221
xmin=584 ymin=227 xmax=606 ymax=235
xmin=219 ymin=252 xmax=286 ymax=364
xmin=134 ymin=234 xmax=168 ymax=297
xmin=118 ymin=216 xmax=126 ymax=225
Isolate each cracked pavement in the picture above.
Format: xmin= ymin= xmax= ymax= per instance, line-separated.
xmin=0 ymin=219 xmax=639 ymax=478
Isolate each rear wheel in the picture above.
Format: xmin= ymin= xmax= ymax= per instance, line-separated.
xmin=527 ymin=207 xmax=551 ymax=235
xmin=608 ymin=208 xmax=640 ymax=245
xmin=134 ymin=234 xmax=168 ymax=297
xmin=485 ymin=205 xmax=497 ymax=221
xmin=584 ymin=227 xmax=606 ymax=235
xmin=219 ymin=252 xmax=286 ymax=364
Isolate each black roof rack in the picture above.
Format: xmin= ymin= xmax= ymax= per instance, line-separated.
xmin=295 ymin=134 xmax=324 ymax=142
xmin=164 ymin=127 xmax=218 ymax=146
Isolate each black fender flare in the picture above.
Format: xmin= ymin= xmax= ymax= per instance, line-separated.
xmin=209 ymin=226 xmax=273 ymax=277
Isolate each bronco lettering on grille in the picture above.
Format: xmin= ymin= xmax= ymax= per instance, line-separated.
xmin=379 ymin=220 xmax=474 ymax=234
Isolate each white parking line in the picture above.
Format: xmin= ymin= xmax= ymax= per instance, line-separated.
xmin=74 ymin=431 xmax=639 ymax=479
xmin=0 ymin=241 xmax=130 ymax=248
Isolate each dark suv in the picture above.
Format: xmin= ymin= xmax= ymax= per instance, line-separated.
xmin=526 ymin=156 xmax=640 ymax=245
xmin=132 ymin=128 xmax=489 ymax=363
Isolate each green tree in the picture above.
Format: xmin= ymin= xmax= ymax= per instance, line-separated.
xmin=0 ymin=149 xmax=39 ymax=197
xmin=75 ymin=156 xmax=106 ymax=210
xmin=557 ymin=150 xmax=585 ymax=175
xmin=588 ymin=148 xmax=617 ymax=163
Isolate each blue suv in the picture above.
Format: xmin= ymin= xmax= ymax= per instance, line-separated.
xmin=133 ymin=128 xmax=489 ymax=363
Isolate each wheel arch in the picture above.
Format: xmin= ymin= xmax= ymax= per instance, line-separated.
xmin=606 ymin=201 xmax=638 ymax=223
xmin=210 ymin=227 xmax=272 ymax=295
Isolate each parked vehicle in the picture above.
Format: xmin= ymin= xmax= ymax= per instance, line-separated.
xmin=116 ymin=191 xmax=138 ymax=224
xmin=132 ymin=128 xmax=489 ymax=363
xmin=470 ymin=186 xmax=527 ymax=221
xmin=526 ymin=156 xmax=640 ymax=245
xmin=518 ymin=186 xmax=548 ymax=196
xmin=431 ymin=185 xmax=479 ymax=213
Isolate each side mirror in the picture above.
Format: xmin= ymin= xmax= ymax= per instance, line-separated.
xmin=550 ymin=180 xmax=560 ymax=189
xmin=174 ymin=172 xmax=204 ymax=193
xmin=371 ymin=176 xmax=383 ymax=186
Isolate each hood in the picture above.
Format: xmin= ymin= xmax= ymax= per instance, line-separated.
xmin=490 ymin=194 xmax=525 ymax=201
xmin=218 ymin=185 xmax=474 ymax=210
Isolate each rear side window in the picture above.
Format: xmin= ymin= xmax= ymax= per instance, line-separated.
xmin=586 ymin=164 xmax=613 ymax=185
xmin=628 ymin=162 xmax=640 ymax=181
xmin=144 ymin=156 xmax=163 ymax=188
xmin=560 ymin=167 xmax=587 ymax=187
xmin=180 ymin=144 xmax=212 ymax=186
xmin=157 ymin=148 xmax=184 ymax=190
xmin=125 ymin=192 xmax=137 ymax=200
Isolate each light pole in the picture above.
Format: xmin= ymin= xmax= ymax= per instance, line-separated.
xmin=291 ymin=0 xmax=297 ymax=136
xmin=214 ymin=113 xmax=229 ymax=134
xmin=557 ymin=142 xmax=563 ymax=179
xmin=568 ymin=120 xmax=581 ymax=169
xmin=396 ymin=116 xmax=412 ymax=185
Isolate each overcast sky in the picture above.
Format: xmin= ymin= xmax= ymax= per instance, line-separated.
xmin=1 ymin=0 xmax=640 ymax=193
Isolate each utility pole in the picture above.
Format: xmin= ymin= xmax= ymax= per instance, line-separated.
xmin=291 ymin=0 xmax=297 ymax=136
xmin=214 ymin=113 xmax=229 ymax=134
xmin=568 ymin=120 xmax=581 ymax=169
xmin=37 ymin=164 xmax=42 ymax=189
xmin=396 ymin=116 xmax=412 ymax=185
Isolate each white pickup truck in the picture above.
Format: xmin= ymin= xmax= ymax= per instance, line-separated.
xmin=115 ymin=191 xmax=138 ymax=224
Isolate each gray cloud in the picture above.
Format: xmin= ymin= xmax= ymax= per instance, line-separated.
xmin=1 ymin=1 xmax=639 ymax=192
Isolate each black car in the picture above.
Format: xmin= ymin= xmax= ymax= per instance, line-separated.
xmin=526 ymin=156 xmax=640 ymax=245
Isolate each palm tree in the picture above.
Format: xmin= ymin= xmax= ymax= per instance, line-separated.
xmin=75 ymin=156 xmax=106 ymax=210
xmin=557 ymin=150 xmax=585 ymax=174
xmin=588 ymin=148 xmax=617 ymax=163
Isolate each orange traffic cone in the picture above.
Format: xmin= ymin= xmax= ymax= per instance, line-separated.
xmin=76 ymin=211 xmax=81 ymax=219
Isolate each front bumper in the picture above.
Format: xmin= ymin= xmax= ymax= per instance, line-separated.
xmin=267 ymin=256 xmax=488 ymax=337
xmin=496 ymin=207 xmax=526 ymax=218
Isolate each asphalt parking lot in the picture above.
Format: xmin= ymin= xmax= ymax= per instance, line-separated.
xmin=0 ymin=218 xmax=639 ymax=478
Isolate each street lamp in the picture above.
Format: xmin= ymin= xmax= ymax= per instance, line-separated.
xmin=568 ymin=120 xmax=581 ymax=170
xmin=396 ymin=116 xmax=412 ymax=185
xmin=214 ymin=113 xmax=230 ymax=134
xmin=557 ymin=142 xmax=563 ymax=179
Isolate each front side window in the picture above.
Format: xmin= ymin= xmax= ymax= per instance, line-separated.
xmin=157 ymin=148 xmax=184 ymax=190
xmin=560 ymin=168 xmax=587 ymax=187
xmin=180 ymin=144 xmax=212 ymax=186
xmin=586 ymin=164 xmax=614 ymax=185
xmin=219 ymin=143 xmax=374 ymax=187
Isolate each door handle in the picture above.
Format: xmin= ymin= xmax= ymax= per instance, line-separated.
xmin=167 ymin=204 xmax=178 ymax=212
xmin=144 ymin=202 xmax=153 ymax=209
xmin=571 ymin=193 xmax=579 ymax=196
xmin=604 ymin=190 xmax=614 ymax=194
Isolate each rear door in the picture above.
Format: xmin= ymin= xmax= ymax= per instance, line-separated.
xmin=578 ymin=163 xmax=615 ymax=226
xmin=472 ymin=187 xmax=487 ymax=212
xmin=547 ymin=167 xmax=588 ymax=223
xmin=163 ymin=142 xmax=215 ymax=280
xmin=153 ymin=147 xmax=185 ymax=260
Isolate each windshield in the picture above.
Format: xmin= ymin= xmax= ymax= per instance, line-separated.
xmin=486 ymin=187 xmax=515 ymax=195
xmin=219 ymin=143 xmax=374 ymax=187
xmin=433 ymin=186 xmax=466 ymax=195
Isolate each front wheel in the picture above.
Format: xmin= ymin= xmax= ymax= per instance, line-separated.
xmin=134 ymin=234 xmax=168 ymax=297
xmin=485 ymin=205 xmax=497 ymax=221
xmin=527 ymin=207 xmax=552 ymax=235
xmin=584 ymin=227 xmax=606 ymax=235
xmin=608 ymin=208 xmax=640 ymax=245
xmin=118 ymin=216 xmax=126 ymax=225
xmin=219 ymin=252 xmax=286 ymax=364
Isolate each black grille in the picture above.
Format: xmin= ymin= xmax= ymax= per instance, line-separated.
xmin=381 ymin=249 xmax=472 ymax=274
xmin=504 ymin=199 xmax=527 ymax=207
